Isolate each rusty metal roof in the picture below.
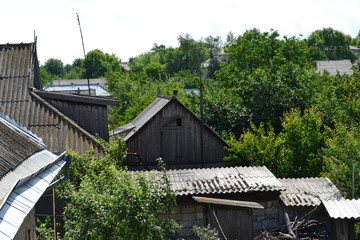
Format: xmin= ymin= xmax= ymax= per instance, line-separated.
xmin=323 ymin=199 xmax=360 ymax=219
xmin=279 ymin=178 xmax=344 ymax=207
xmin=0 ymin=42 xmax=100 ymax=154
xmin=146 ymin=166 xmax=284 ymax=196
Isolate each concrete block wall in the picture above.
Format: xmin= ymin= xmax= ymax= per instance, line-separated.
xmin=252 ymin=200 xmax=280 ymax=235
xmin=158 ymin=204 xmax=205 ymax=239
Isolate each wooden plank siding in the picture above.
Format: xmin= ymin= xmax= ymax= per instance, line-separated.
xmin=42 ymin=98 xmax=110 ymax=140
xmin=125 ymin=100 xmax=228 ymax=169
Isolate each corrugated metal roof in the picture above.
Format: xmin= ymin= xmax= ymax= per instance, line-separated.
xmin=145 ymin=166 xmax=284 ymax=196
xmin=323 ymin=199 xmax=360 ymax=219
xmin=316 ymin=60 xmax=354 ymax=75
xmin=0 ymin=42 xmax=100 ymax=154
xmin=279 ymin=178 xmax=344 ymax=206
xmin=0 ymin=156 xmax=66 ymax=240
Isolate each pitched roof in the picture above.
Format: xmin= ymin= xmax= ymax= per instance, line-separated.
xmin=323 ymin=199 xmax=360 ymax=219
xmin=0 ymin=42 xmax=100 ymax=153
xmin=316 ymin=60 xmax=354 ymax=75
xmin=0 ymin=113 xmax=67 ymax=239
xmin=279 ymin=178 xmax=344 ymax=207
xmin=145 ymin=166 xmax=284 ymax=196
xmin=112 ymin=95 xmax=228 ymax=146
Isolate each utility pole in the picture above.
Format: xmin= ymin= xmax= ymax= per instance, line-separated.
xmin=77 ymin=13 xmax=91 ymax=95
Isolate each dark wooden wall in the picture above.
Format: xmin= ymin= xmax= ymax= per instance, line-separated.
xmin=44 ymin=98 xmax=110 ymax=140
xmin=125 ymin=101 xmax=228 ymax=169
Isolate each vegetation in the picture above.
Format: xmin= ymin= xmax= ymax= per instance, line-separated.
xmin=55 ymin=138 xmax=179 ymax=240
xmin=39 ymin=27 xmax=360 ymax=237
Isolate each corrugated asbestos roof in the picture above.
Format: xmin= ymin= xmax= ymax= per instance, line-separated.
xmin=316 ymin=60 xmax=354 ymax=75
xmin=0 ymin=42 xmax=100 ymax=154
xmin=279 ymin=178 xmax=344 ymax=206
xmin=323 ymin=199 xmax=360 ymax=219
xmin=146 ymin=166 xmax=284 ymax=196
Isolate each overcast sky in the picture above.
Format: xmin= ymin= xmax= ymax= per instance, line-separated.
xmin=1 ymin=0 xmax=359 ymax=65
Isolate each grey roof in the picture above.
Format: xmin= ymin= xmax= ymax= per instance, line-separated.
xmin=0 ymin=154 xmax=66 ymax=240
xmin=147 ymin=166 xmax=284 ymax=196
xmin=45 ymin=83 xmax=110 ymax=96
xmin=112 ymin=96 xmax=171 ymax=140
xmin=49 ymin=78 xmax=106 ymax=87
xmin=279 ymin=178 xmax=344 ymax=207
xmin=0 ymin=42 xmax=100 ymax=154
xmin=323 ymin=199 xmax=360 ymax=219
xmin=316 ymin=60 xmax=354 ymax=75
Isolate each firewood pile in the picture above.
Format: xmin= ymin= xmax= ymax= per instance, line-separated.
xmin=254 ymin=208 xmax=329 ymax=239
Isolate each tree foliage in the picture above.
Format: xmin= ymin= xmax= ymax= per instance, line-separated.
xmin=225 ymin=108 xmax=325 ymax=178
xmin=84 ymin=49 xmax=123 ymax=78
xmin=308 ymin=27 xmax=357 ymax=62
xmin=58 ymin=138 xmax=179 ymax=240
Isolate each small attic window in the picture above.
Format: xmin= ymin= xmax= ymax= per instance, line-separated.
xmin=163 ymin=117 xmax=183 ymax=128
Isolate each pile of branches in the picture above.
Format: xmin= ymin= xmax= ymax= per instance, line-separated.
xmin=254 ymin=208 xmax=329 ymax=239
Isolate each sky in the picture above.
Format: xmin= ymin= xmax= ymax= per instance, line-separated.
xmin=1 ymin=0 xmax=359 ymax=65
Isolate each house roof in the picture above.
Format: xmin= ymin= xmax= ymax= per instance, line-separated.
xmin=0 ymin=113 xmax=67 ymax=239
xmin=112 ymin=95 xmax=228 ymax=146
xmin=323 ymin=199 xmax=360 ymax=219
xmin=316 ymin=60 xmax=354 ymax=75
xmin=45 ymin=82 xmax=110 ymax=96
xmin=0 ymin=42 xmax=101 ymax=153
xmin=279 ymin=178 xmax=344 ymax=207
xmin=145 ymin=166 xmax=284 ymax=196
xmin=49 ymin=78 xmax=107 ymax=87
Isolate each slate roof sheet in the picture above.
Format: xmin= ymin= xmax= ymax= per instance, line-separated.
xmin=146 ymin=166 xmax=284 ymax=196
xmin=316 ymin=60 xmax=354 ymax=75
xmin=323 ymin=199 xmax=360 ymax=219
xmin=0 ymin=42 xmax=100 ymax=154
xmin=279 ymin=178 xmax=344 ymax=206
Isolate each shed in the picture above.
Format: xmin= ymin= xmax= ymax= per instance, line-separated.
xmin=147 ymin=166 xmax=284 ymax=239
xmin=112 ymin=95 xmax=229 ymax=169
xmin=279 ymin=178 xmax=351 ymax=239
xmin=0 ymin=113 xmax=68 ymax=240
xmin=34 ymin=90 xmax=118 ymax=140
xmin=0 ymin=42 xmax=105 ymax=154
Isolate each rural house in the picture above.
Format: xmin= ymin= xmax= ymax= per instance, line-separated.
xmin=0 ymin=113 xmax=69 ymax=240
xmin=44 ymin=78 xmax=110 ymax=96
xmin=0 ymin=42 xmax=117 ymax=153
xmin=111 ymin=95 xmax=229 ymax=169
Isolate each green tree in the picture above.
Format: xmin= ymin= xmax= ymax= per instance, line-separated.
xmin=215 ymin=29 xmax=316 ymax=133
xmin=84 ymin=49 xmax=123 ymax=78
xmin=225 ymin=108 xmax=325 ymax=178
xmin=307 ymin=27 xmax=357 ymax=62
xmin=323 ymin=125 xmax=360 ymax=198
xmin=64 ymin=58 xmax=85 ymax=79
xmin=59 ymin=138 xmax=179 ymax=240
xmin=43 ymin=58 xmax=65 ymax=78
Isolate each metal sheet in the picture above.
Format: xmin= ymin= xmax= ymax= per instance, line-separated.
xmin=0 ymin=158 xmax=66 ymax=240
xmin=193 ymin=196 xmax=264 ymax=209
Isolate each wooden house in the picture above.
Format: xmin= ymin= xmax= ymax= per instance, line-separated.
xmin=111 ymin=95 xmax=229 ymax=169
xmin=0 ymin=113 xmax=68 ymax=240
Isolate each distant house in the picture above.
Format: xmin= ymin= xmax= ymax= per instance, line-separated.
xmin=316 ymin=60 xmax=355 ymax=75
xmin=111 ymin=95 xmax=229 ymax=169
xmin=0 ymin=42 xmax=117 ymax=153
xmin=45 ymin=78 xmax=110 ymax=96
xmin=0 ymin=113 xmax=69 ymax=240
